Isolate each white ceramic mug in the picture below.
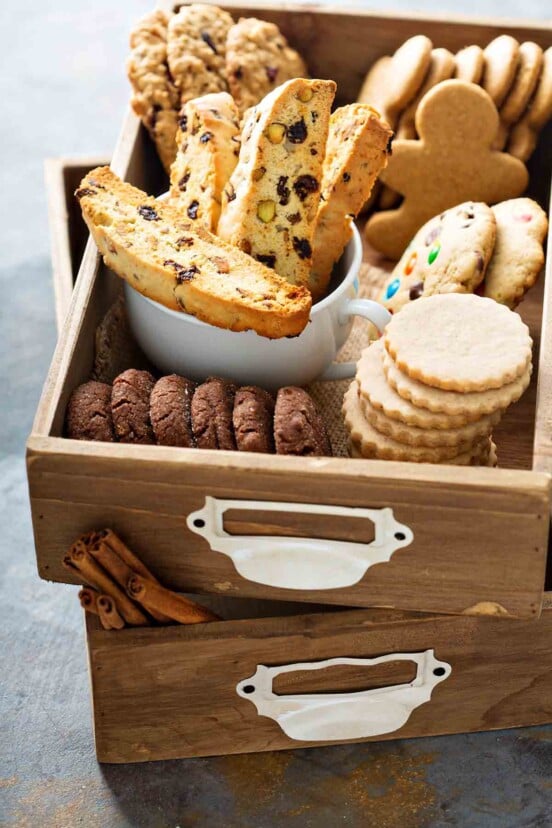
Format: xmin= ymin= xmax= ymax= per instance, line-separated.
xmin=123 ymin=221 xmax=390 ymax=389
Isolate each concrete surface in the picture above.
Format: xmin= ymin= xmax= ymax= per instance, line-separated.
xmin=1 ymin=1 xmax=551 ymax=826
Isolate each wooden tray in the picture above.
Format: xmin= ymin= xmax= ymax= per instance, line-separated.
xmin=30 ymin=3 xmax=552 ymax=621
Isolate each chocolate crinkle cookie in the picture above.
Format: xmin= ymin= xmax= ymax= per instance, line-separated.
xmin=274 ymin=387 xmax=332 ymax=456
xmin=191 ymin=377 xmax=237 ymax=450
xmin=111 ymin=369 xmax=156 ymax=444
xmin=66 ymin=381 xmax=115 ymax=442
xmin=150 ymin=374 xmax=196 ymax=447
xmin=233 ymin=386 xmax=275 ymax=453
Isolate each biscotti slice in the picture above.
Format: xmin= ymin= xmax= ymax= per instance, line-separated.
xmin=226 ymin=17 xmax=308 ymax=116
xmin=310 ymin=104 xmax=393 ymax=299
xmin=217 ymin=78 xmax=335 ymax=287
xmin=169 ymin=92 xmax=241 ymax=231
xmin=126 ymin=10 xmax=180 ymax=172
xmin=76 ymin=167 xmax=311 ymax=339
xmin=166 ymin=4 xmax=233 ymax=101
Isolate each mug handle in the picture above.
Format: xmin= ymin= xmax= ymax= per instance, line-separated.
xmin=318 ymin=298 xmax=391 ymax=382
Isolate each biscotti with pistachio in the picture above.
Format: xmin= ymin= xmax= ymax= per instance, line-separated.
xmin=217 ymin=78 xmax=336 ymax=287
xmin=169 ymin=92 xmax=241 ymax=232
xmin=310 ymin=104 xmax=393 ymax=299
xmin=76 ymin=167 xmax=311 ymax=339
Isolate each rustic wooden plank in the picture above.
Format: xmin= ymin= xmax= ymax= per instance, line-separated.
xmin=45 ymin=155 xmax=111 ymax=330
xmin=86 ymin=602 xmax=552 ymax=763
xmin=27 ymin=437 xmax=549 ymax=617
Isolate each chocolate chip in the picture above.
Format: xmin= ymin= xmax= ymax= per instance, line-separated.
xmin=475 ymin=251 xmax=485 ymax=272
xmin=343 ymin=172 xmax=351 ymax=182
xmin=178 ymin=171 xmax=190 ymax=191
xmin=293 ymin=175 xmax=319 ymax=201
xmin=288 ymin=118 xmax=308 ymax=143
xmin=293 ymin=237 xmax=312 ymax=260
xmin=200 ymin=132 xmax=213 ymax=143
xmin=164 ymin=260 xmax=199 ymax=283
xmin=265 ymin=66 xmax=279 ymax=83
xmin=178 ymin=114 xmax=188 ymax=131
xmin=187 ymin=201 xmax=199 ymax=220
xmin=201 ymin=31 xmax=218 ymax=54
xmin=409 ymin=281 xmax=424 ymax=300
xmin=256 ymin=254 xmax=276 ymax=268
xmin=310 ymin=148 xmax=318 ymax=155
xmin=276 ymin=175 xmax=290 ymax=205
xmin=287 ymin=212 xmax=301 ymax=225
xmin=138 ymin=205 xmax=159 ymax=221
xmin=75 ymin=187 xmax=96 ymax=199
xmin=311 ymin=111 xmax=319 ymax=123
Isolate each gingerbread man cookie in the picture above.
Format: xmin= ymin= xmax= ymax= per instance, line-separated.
xmin=365 ymin=80 xmax=529 ymax=260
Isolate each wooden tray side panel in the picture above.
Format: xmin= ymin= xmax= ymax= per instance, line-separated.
xmin=28 ymin=441 xmax=549 ymax=618
xmin=87 ymin=606 xmax=552 ymax=763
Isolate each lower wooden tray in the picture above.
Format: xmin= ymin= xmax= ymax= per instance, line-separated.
xmin=87 ymin=592 xmax=552 ymax=763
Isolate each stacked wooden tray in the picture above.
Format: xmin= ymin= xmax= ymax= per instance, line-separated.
xmin=34 ymin=2 xmax=552 ymax=763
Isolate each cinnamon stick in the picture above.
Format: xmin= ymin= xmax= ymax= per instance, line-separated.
xmin=69 ymin=540 xmax=148 ymax=626
xmin=78 ymin=586 xmax=100 ymax=615
xmin=97 ymin=594 xmax=125 ymax=630
xmin=89 ymin=539 xmax=170 ymax=623
xmin=101 ymin=529 xmax=162 ymax=584
xmin=126 ymin=575 xmax=220 ymax=624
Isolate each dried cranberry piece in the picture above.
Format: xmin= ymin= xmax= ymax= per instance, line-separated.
xmin=292 ymin=237 xmax=312 ymax=260
xmin=276 ymin=176 xmax=290 ymax=205
xmin=164 ymin=260 xmax=199 ymax=283
xmin=256 ymin=254 xmax=276 ymax=268
xmin=138 ymin=205 xmax=159 ymax=221
xmin=75 ymin=187 xmax=96 ymax=199
xmin=288 ymin=118 xmax=308 ymax=143
xmin=187 ymin=201 xmax=200 ymax=220
xmin=200 ymin=132 xmax=213 ymax=143
xmin=293 ymin=175 xmax=319 ymax=201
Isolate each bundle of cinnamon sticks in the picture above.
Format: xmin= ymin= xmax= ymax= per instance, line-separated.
xmin=64 ymin=529 xmax=219 ymax=630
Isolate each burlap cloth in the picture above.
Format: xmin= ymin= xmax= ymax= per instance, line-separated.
xmin=91 ymin=253 xmax=392 ymax=458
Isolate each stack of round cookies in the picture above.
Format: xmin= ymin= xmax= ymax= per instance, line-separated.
xmin=343 ymin=294 xmax=533 ymax=465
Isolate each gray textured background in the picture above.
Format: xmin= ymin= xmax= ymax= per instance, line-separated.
xmin=1 ymin=1 xmax=551 ymax=825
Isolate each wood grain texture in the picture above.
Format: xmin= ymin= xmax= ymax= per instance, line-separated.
xmin=32 ymin=8 xmax=552 ymax=620
xmin=27 ymin=436 xmax=549 ymax=617
xmin=44 ymin=156 xmax=110 ymax=330
xmin=86 ymin=601 xmax=552 ymax=763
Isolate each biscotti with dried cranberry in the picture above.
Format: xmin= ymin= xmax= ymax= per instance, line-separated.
xmin=76 ymin=167 xmax=311 ymax=339
xmin=310 ymin=104 xmax=393 ymax=299
xmin=169 ymin=92 xmax=241 ymax=231
xmin=217 ymin=78 xmax=336 ymax=287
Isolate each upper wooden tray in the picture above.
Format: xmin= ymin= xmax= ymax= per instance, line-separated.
xmin=30 ymin=3 xmax=552 ymax=619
